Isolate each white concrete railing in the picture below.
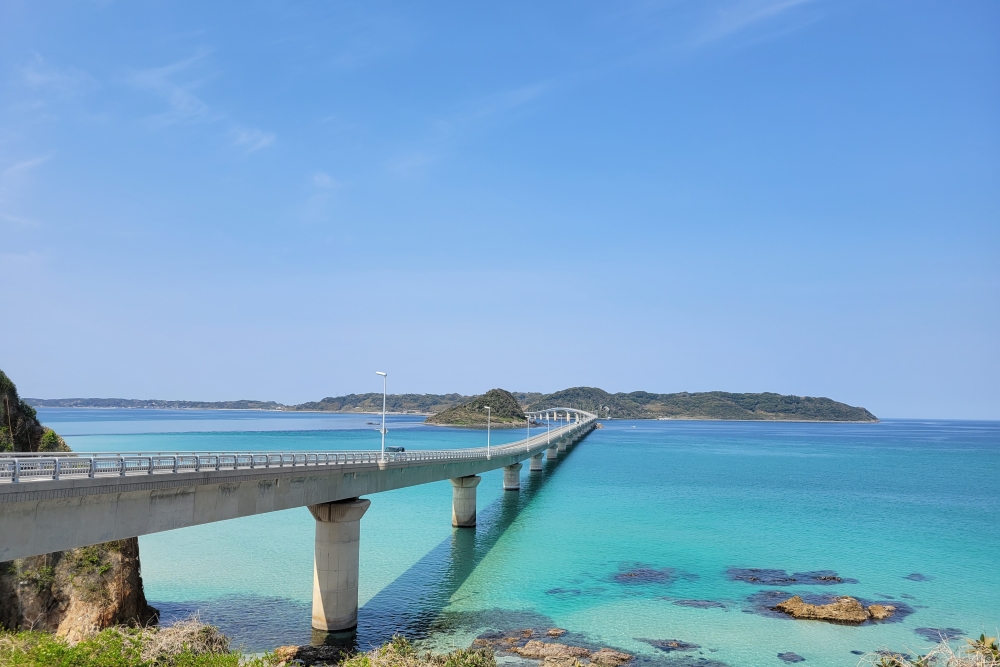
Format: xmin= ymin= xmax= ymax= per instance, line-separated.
xmin=0 ymin=415 xmax=594 ymax=484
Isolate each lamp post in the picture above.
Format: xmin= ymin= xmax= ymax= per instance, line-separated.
xmin=484 ymin=406 xmax=491 ymax=459
xmin=376 ymin=371 xmax=387 ymax=461
xmin=526 ymin=412 xmax=530 ymax=453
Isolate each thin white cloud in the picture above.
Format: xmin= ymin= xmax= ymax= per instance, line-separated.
xmin=696 ymin=0 xmax=818 ymax=45
xmin=312 ymin=172 xmax=341 ymax=189
xmin=386 ymin=80 xmax=551 ymax=178
xmin=0 ymin=154 xmax=53 ymax=202
xmin=127 ymin=51 xmax=213 ymax=126
xmin=19 ymin=54 xmax=98 ymax=99
xmin=127 ymin=52 xmax=276 ymax=153
xmin=388 ymin=151 xmax=436 ymax=178
xmin=232 ymin=126 xmax=276 ymax=153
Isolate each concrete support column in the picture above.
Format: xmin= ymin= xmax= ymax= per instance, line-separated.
xmin=547 ymin=445 xmax=559 ymax=460
xmin=451 ymin=475 xmax=481 ymax=527
xmin=503 ymin=463 xmax=523 ymax=491
xmin=309 ymin=497 xmax=371 ymax=631
xmin=557 ymin=439 xmax=567 ymax=452
xmin=530 ymin=453 xmax=544 ymax=472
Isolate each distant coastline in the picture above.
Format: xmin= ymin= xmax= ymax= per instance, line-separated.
xmin=27 ymin=387 xmax=878 ymax=422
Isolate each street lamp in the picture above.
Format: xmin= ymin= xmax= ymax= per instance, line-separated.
xmin=484 ymin=405 xmax=491 ymax=459
xmin=376 ymin=371 xmax=387 ymax=461
xmin=526 ymin=412 xmax=530 ymax=453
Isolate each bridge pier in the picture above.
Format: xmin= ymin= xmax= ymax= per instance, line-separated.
xmin=557 ymin=439 xmax=567 ymax=452
xmin=503 ymin=463 xmax=523 ymax=491
xmin=451 ymin=475 xmax=481 ymax=527
xmin=529 ymin=453 xmax=544 ymax=472
xmin=547 ymin=445 xmax=559 ymax=460
xmin=308 ymin=497 xmax=370 ymax=631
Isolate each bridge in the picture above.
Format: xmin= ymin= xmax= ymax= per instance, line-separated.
xmin=0 ymin=408 xmax=596 ymax=632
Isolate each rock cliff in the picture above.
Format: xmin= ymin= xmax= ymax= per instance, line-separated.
xmin=0 ymin=369 xmax=158 ymax=639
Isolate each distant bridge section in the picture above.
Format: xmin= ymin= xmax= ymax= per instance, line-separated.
xmin=0 ymin=408 xmax=596 ymax=632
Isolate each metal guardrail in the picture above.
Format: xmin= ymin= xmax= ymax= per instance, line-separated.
xmin=0 ymin=416 xmax=595 ymax=484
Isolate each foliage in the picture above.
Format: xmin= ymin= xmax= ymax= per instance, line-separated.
xmin=523 ymin=386 xmax=878 ymax=422
xmin=861 ymin=638 xmax=1000 ymax=667
xmin=426 ymin=389 xmax=526 ymax=426
xmin=341 ymin=636 xmax=495 ymax=667
xmin=39 ymin=428 xmax=71 ymax=452
xmin=0 ymin=623 xmax=276 ymax=667
xmin=1 ymin=369 xmax=71 ymax=452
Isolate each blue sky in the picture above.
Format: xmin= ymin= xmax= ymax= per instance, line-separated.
xmin=1 ymin=1 xmax=997 ymax=418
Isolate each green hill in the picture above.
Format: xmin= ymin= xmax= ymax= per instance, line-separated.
xmin=25 ymin=387 xmax=876 ymax=422
xmin=425 ymin=388 xmax=526 ymax=427
xmin=524 ymin=387 xmax=877 ymax=422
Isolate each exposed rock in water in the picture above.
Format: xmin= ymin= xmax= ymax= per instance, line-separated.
xmin=0 ymin=369 xmax=157 ymax=641
xmin=639 ymin=639 xmax=701 ymax=652
xmin=512 ymin=640 xmax=592 ymax=659
xmin=867 ymin=604 xmax=895 ymax=621
xmin=0 ymin=538 xmax=159 ymax=641
xmin=778 ymin=652 xmax=805 ymax=663
xmin=590 ymin=648 xmax=633 ymax=666
xmin=475 ymin=630 xmax=632 ymax=666
xmin=274 ymin=644 xmax=351 ymax=666
xmin=727 ymin=568 xmax=858 ymax=586
xmin=774 ymin=596 xmax=894 ymax=624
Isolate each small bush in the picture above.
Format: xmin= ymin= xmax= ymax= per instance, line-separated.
xmin=0 ymin=620 xmax=277 ymax=667
xmin=862 ymin=638 xmax=1000 ymax=667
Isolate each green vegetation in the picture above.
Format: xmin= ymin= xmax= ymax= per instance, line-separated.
xmin=22 ymin=380 xmax=876 ymax=422
xmin=863 ymin=637 xmax=999 ymax=667
xmin=290 ymin=393 xmax=472 ymax=414
xmin=0 ymin=627 xmax=495 ymax=667
xmin=342 ymin=636 xmax=494 ymax=667
xmin=2 ymin=369 xmax=71 ymax=453
xmin=524 ymin=386 xmax=878 ymax=422
xmin=426 ymin=389 xmax=526 ymax=427
xmin=25 ymin=398 xmax=284 ymax=410
xmin=0 ymin=623 xmax=259 ymax=667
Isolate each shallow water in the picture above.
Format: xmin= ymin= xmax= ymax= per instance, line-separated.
xmin=38 ymin=409 xmax=1000 ymax=666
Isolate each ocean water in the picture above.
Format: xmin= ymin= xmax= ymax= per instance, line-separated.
xmin=36 ymin=409 xmax=1000 ymax=666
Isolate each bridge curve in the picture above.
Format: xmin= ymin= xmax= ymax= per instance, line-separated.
xmin=0 ymin=409 xmax=597 ymax=632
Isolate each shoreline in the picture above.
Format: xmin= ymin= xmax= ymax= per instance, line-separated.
xmin=30 ymin=406 xmax=882 ymax=423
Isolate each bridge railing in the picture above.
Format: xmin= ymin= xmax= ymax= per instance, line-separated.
xmin=0 ymin=416 xmax=595 ymax=484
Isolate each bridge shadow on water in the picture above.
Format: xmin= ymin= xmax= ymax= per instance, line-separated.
xmin=323 ymin=454 xmax=572 ymax=650
xmin=154 ymin=452 xmax=577 ymax=653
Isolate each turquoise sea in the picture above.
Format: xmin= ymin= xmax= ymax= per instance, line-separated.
xmin=37 ymin=409 xmax=1000 ymax=666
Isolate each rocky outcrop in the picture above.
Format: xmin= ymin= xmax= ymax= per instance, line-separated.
xmin=1 ymin=370 xmax=69 ymax=453
xmin=0 ymin=368 xmax=157 ymax=640
xmin=0 ymin=538 xmax=158 ymax=641
xmin=774 ymin=596 xmax=895 ymax=624
xmin=475 ymin=630 xmax=633 ymax=667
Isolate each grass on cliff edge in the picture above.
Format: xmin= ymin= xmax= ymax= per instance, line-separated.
xmin=0 ymin=627 xmax=496 ymax=667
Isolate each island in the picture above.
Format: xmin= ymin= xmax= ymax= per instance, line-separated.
xmin=425 ymin=388 xmax=527 ymax=428
xmin=26 ymin=387 xmax=878 ymax=422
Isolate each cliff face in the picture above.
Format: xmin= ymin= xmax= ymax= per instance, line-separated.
xmin=0 ymin=369 xmax=158 ymax=639
xmin=0 ymin=539 xmax=158 ymax=641
xmin=1 ymin=370 xmax=70 ymax=453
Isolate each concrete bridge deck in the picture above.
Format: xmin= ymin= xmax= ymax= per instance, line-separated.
xmin=0 ymin=409 xmax=596 ymax=632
